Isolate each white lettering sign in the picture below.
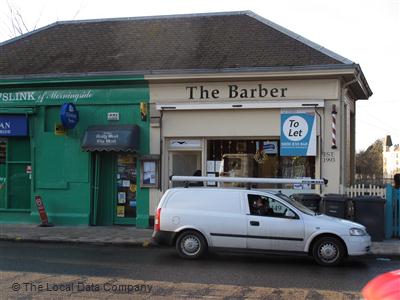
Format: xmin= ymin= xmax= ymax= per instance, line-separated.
xmin=0 ymin=90 xmax=94 ymax=103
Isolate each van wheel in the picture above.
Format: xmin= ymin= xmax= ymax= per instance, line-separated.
xmin=176 ymin=230 xmax=207 ymax=259
xmin=312 ymin=237 xmax=344 ymax=266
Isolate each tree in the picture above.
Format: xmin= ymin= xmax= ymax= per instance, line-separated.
xmin=356 ymin=139 xmax=383 ymax=179
xmin=2 ymin=1 xmax=36 ymax=39
xmin=1 ymin=0 xmax=84 ymax=41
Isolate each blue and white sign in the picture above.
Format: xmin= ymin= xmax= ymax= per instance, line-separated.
xmin=0 ymin=115 xmax=28 ymax=136
xmin=60 ymin=103 xmax=79 ymax=129
xmin=263 ymin=141 xmax=278 ymax=154
xmin=280 ymin=112 xmax=316 ymax=156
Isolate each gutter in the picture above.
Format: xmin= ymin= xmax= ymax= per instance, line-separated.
xmin=0 ymin=64 xmax=372 ymax=100
xmin=0 ymin=64 xmax=361 ymax=86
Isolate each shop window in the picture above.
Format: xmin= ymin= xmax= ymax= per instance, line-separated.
xmin=116 ymin=154 xmax=137 ymax=219
xmin=0 ymin=137 xmax=31 ymax=210
xmin=207 ymin=139 xmax=315 ymax=189
xmin=7 ymin=138 xmax=30 ymax=161
xmin=0 ymin=139 xmax=6 ymax=164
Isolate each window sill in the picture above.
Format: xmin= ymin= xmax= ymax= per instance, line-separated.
xmin=0 ymin=209 xmax=30 ymax=212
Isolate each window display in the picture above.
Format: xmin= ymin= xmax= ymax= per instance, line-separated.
xmin=207 ymin=139 xmax=315 ymax=188
xmin=116 ymin=154 xmax=137 ymax=218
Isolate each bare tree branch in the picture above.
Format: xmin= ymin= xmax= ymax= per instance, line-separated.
xmin=73 ymin=0 xmax=87 ymax=20
xmin=16 ymin=11 xmax=30 ymax=33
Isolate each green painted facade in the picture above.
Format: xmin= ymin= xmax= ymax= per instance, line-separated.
xmin=0 ymin=78 xmax=151 ymax=228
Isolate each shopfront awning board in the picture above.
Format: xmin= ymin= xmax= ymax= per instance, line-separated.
xmin=81 ymin=124 xmax=140 ymax=152
xmin=157 ymin=100 xmax=324 ymax=111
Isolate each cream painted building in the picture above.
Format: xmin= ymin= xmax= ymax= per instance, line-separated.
xmin=148 ymin=72 xmax=371 ymax=213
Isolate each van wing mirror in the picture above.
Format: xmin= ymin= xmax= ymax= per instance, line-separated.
xmin=285 ymin=210 xmax=296 ymax=219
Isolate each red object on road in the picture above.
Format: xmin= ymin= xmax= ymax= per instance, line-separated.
xmin=362 ymin=269 xmax=400 ymax=300
xmin=35 ymin=196 xmax=53 ymax=227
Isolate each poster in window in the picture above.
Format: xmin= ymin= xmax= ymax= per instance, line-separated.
xmin=140 ymin=158 xmax=160 ymax=188
xmin=263 ymin=141 xmax=278 ymax=154
xmin=118 ymin=192 xmax=126 ymax=204
xmin=116 ymin=206 xmax=125 ymax=217
xmin=143 ymin=161 xmax=156 ymax=184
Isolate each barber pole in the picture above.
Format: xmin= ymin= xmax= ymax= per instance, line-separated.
xmin=331 ymin=104 xmax=337 ymax=149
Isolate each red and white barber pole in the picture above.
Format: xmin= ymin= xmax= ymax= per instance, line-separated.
xmin=331 ymin=104 xmax=337 ymax=149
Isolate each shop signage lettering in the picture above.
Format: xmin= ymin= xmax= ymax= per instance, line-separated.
xmin=96 ymin=132 xmax=119 ymax=145
xmin=0 ymin=90 xmax=94 ymax=104
xmin=0 ymin=122 xmax=10 ymax=129
xmin=186 ymin=84 xmax=288 ymax=100
xmin=280 ymin=112 xmax=316 ymax=156
xmin=0 ymin=92 xmax=35 ymax=101
xmin=322 ymin=151 xmax=336 ymax=163
xmin=0 ymin=115 xmax=28 ymax=136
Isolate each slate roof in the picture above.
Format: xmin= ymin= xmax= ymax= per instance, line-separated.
xmin=0 ymin=11 xmax=354 ymax=77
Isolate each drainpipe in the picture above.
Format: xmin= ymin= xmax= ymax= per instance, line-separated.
xmin=314 ymin=106 xmax=323 ymax=194
xmin=159 ymin=110 xmax=163 ymax=192
xmin=302 ymin=103 xmax=323 ymax=194
xmin=340 ymin=72 xmax=360 ymax=193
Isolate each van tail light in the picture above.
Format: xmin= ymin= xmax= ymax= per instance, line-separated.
xmin=154 ymin=208 xmax=161 ymax=231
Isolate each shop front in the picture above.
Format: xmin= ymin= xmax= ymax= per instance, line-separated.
xmin=0 ymin=83 xmax=151 ymax=228
xmin=148 ymin=77 xmax=360 ymax=211
xmin=0 ymin=10 xmax=373 ymax=225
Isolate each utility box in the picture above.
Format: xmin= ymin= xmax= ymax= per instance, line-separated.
xmin=291 ymin=193 xmax=322 ymax=213
xmin=352 ymin=196 xmax=386 ymax=242
xmin=321 ymin=194 xmax=354 ymax=219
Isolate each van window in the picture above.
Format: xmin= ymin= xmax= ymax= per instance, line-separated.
xmin=167 ymin=190 xmax=241 ymax=213
xmin=248 ymin=194 xmax=297 ymax=218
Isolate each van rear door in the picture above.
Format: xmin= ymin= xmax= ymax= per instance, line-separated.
xmin=202 ymin=190 xmax=247 ymax=249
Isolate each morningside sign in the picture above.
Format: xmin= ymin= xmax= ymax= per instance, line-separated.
xmin=0 ymin=90 xmax=94 ymax=104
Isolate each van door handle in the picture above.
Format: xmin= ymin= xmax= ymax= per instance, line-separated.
xmin=250 ymin=221 xmax=259 ymax=226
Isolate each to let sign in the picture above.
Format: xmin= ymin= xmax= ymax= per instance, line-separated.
xmin=280 ymin=112 xmax=316 ymax=156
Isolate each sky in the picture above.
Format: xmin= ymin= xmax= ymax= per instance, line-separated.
xmin=0 ymin=0 xmax=399 ymax=151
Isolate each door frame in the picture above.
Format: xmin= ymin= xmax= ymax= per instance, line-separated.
xmin=91 ymin=152 xmax=137 ymax=226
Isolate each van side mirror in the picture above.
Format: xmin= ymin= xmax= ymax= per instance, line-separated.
xmin=284 ymin=210 xmax=296 ymax=219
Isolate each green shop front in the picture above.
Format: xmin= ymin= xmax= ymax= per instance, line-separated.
xmin=0 ymin=80 xmax=151 ymax=228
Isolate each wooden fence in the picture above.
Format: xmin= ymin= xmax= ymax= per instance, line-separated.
xmin=346 ymin=184 xmax=386 ymax=198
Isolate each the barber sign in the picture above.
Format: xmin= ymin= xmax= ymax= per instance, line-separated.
xmin=280 ymin=111 xmax=316 ymax=156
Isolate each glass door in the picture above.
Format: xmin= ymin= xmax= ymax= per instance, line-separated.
xmin=114 ymin=153 xmax=137 ymax=225
xmin=169 ymin=151 xmax=202 ymax=187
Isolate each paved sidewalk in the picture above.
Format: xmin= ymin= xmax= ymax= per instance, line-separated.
xmin=1 ymin=224 xmax=399 ymax=256
xmin=0 ymin=224 xmax=153 ymax=247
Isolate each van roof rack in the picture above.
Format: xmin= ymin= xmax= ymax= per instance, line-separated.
xmin=170 ymin=176 xmax=328 ymax=188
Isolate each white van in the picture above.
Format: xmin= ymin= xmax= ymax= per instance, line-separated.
xmin=152 ymin=187 xmax=371 ymax=266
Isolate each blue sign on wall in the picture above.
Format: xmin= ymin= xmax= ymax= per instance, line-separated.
xmin=60 ymin=103 xmax=79 ymax=129
xmin=280 ymin=112 xmax=316 ymax=156
xmin=0 ymin=115 xmax=28 ymax=136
